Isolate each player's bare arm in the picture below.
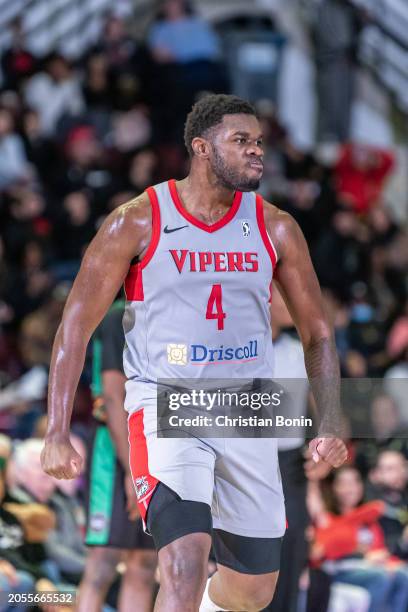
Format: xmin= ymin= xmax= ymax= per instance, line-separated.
xmin=265 ymin=202 xmax=347 ymax=469
xmin=41 ymin=193 xmax=152 ymax=479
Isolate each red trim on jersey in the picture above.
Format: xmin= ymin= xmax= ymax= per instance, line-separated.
xmin=168 ymin=179 xmax=242 ymax=233
xmin=140 ymin=186 xmax=161 ymax=269
xmin=255 ymin=194 xmax=278 ymax=270
xmin=128 ymin=409 xmax=159 ymax=522
xmin=123 ymin=186 xmax=161 ymax=301
xmin=124 ymin=264 xmax=137 ymax=300
xmin=124 ymin=264 xmax=144 ymax=300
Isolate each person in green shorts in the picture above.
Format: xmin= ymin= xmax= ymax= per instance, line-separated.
xmin=77 ymin=300 xmax=157 ymax=612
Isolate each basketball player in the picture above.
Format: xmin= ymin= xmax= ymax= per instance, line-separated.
xmin=41 ymin=94 xmax=347 ymax=612
xmin=77 ymin=300 xmax=156 ymax=612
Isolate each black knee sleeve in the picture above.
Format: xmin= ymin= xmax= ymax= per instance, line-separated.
xmin=213 ymin=529 xmax=282 ymax=574
xmin=146 ymin=483 xmax=212 ymax=551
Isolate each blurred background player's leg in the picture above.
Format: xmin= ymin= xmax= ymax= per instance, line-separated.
xmin=77 ymin=547 xmax=121 ymax=612
xmin=118 ymin=548 xmax=156 ymax=610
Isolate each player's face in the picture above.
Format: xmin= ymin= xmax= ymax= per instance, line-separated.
xmin=209 ymin=114 xmax=264 ymax=191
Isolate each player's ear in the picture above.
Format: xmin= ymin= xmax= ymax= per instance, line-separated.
xmin=191 ymin=137 xmax=210 ymax=159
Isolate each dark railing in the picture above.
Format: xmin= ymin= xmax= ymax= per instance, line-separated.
xmin=0 ymin=0 xmax=113 ymax=60
xmin=349 ymin=0 xmax=408 ymax=113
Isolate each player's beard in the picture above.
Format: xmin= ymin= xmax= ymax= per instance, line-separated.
xmin=211 ymin=146 xmax=261 ymax=192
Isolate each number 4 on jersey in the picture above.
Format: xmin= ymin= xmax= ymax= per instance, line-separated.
xmin=206 ymin=284 xmax=226 ymax=330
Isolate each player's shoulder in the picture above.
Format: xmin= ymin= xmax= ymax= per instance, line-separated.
xmin=100 ymin=191 xmax=152 ymax=242
xmin=256 ymin=195 xmax=301 ymax=245
xmin=113 ymin=191 xmax=152 ymax=225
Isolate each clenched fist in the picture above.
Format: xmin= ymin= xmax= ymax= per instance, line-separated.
xmin=41 ymin=435 xmax=83 ymax=479
xmin=309 ymin=437 xmax=348 ymax=469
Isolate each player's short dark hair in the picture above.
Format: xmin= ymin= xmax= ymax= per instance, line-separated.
xmin=184 ymin=94 xmax=258 ymax=157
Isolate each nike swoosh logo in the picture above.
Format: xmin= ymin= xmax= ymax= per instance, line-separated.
xmin=163 ymin=224 xmax=188 ymax=234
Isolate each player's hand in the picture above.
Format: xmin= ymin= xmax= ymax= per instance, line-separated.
xmin=308 ymin=437 xmax=348 ymax=468
xmin=41 ymin=436 xmax=83 ymax=479
xmin=124 ymin=472 xmax=140 ymax=521
xmin=303 ymin=447 xmax=332 ymax=480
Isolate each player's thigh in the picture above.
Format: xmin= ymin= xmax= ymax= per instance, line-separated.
xmin=212 ymin=439 xmax=285 ymax=539
xmin=128 ymin=408 xmax=216 ymax=522
xmin=158 ymin=531 xmax=212 ymax=594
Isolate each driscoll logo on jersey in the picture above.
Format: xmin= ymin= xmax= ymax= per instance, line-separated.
xmin=166 ymin=340 xmax=259 ymax=365
xmin=191 ymin=340 xmax=258 ymax=363
xmin=170 ymin=250 xmax=259 ymax=273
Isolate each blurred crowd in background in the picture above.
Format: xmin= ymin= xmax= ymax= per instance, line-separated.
xmin=0 ymin=0 xmax=407 ymax=610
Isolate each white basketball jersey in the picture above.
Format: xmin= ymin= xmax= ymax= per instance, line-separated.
xmin=123 ymin=179 xmax=278 ymax=413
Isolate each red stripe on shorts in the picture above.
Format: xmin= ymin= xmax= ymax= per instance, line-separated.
xmin=128 ymin=409 xmax=159 ymax=521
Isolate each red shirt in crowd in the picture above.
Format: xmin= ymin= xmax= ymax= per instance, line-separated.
xmin=335 ymin=144 xmax=394 ymax=214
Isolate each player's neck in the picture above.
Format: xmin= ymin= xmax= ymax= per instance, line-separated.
xmin=178 ymin=173 xmax=236 ymax=214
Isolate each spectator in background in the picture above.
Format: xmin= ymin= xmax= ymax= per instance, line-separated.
xmin=18 ymin=282 xmax=70 ymax=369
xmin=308 ymin=466 xmax=408 ymax=612
xmin=1 ymin=18 xmax=36 ymax=92
xmin=367 ymin=450 xmax=408 ymax=560
xmin=347 ymin=282 xmax=386 ymax=373
xmin=7 ymin=239 xmax=53 ymax=324
xmin=0 ymin=237 xmax=14 ymax=330
xmin=124 ymin=148 xmax=158 ymax=195
xmin=2 ymin=190 xmax=50 ymax=266
xmin=54 ymin=125 xmax=114 ymax=208
xmin=46 ymin=434 xmax=87 ymax=586
xmin=7 ymin=439 xmax=55 ymax=505
xmin=111 ymin=107 xmax=152 ymax=155
xmin=355 ymin=395 xmax=408 ymax=478
xmin=2 ymin=440 xmax=57 ymax=585
xmin=0 ymin=452 xmax=53 ymax=610
xmin=20 ymin=108 xmax=57 ymax=184
xmin=334 ymin=144 xmax=394 ymax=215
xmin=147 ymin=0 xmax=226 ymax=141
xmin=312 ymin=208 xmax=369 ymax=299
xmin=24 ymin=54 xmax=84 ymax=137
xmin=54 ymin=192 xmax=95 ymax=262
xmin=96 ymin=14 xmax=140 ymax=74
xmin=82 ymin=52 xmax=118 ymax=119
xmin=5 ymin=439 xmax=84 ymax=590
xmin=0 ymin=108 xmax=32 ymax=190
xmin=148 ymin=0 xmax=221 ymax=67
xmin=90 ymin=14 xmax=149 ymax=113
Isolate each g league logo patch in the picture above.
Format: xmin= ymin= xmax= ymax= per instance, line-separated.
xmin=241 ymin=220 xmax=251 ymax=238
xmin=135 ymin=476 xmax=149 ymax=499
